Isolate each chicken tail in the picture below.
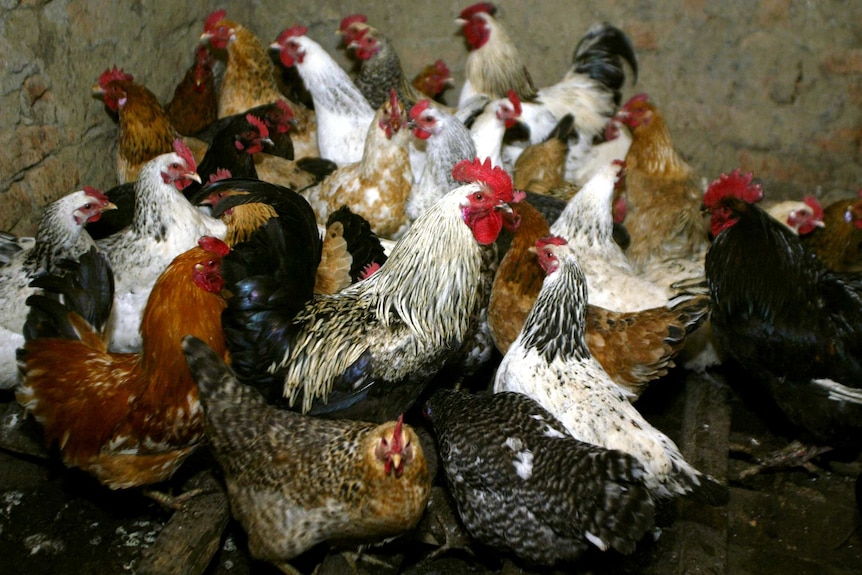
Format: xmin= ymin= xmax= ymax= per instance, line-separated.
xmin=571 ymin=23 xmax=638 ymax=105
xmin=22 ymin=247 xmax=114 ymax=343
xmin=182 ymin=335 xmax=266 ymax=409
xmin=326 ymin=206 xmax=388 ymax=284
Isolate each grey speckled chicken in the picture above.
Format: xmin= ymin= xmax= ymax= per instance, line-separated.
xmin=424 ymin=389 xmax=655 ymax=566
xmin=181 ymin=335 xmax=432 ymax=572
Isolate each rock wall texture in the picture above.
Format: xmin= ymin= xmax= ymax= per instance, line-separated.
xmin=2 ymin=0 xmax=861 ymax=234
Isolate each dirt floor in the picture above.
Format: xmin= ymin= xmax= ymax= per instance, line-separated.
xmin=0 ymin=365 xmax=860 ymax=575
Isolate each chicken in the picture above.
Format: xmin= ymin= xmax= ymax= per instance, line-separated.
xmin=165 ymin=45 xmax=217 ymax=137
xmin=271 ymin=25 xmax=375 ymax=167
xmin=513 ymin=113 xmax=575 ymax=195
xmin=494 ymin=235 xmax=728 ymax=503
xmin=184 ymin=113 xmax=273 ymax=199
xmin=201 ymin=179 xmax=386 ymax=294
xmin=489 ymin=198 xmax=710 ymax=398
xmin=302 ymin=90 xmax=414 ymax=239
xmin=412 ymin=59 xmax=454 ymax=103
xmin=571 ymin=115 xmax=633 ymax=187
xmin=221 ymin=158 xmax=517 ymax=423
xmin=455 ymin=2 xmax=537 ymax=107
xmin=93 ymin=67 xmax=206 ymax=184
xmin=800 ymin=191 xmax=862 ymax=272
xmin=181 ymin=335 xmax=431 ymax=572
xmin=550 ymin=161 xmax=683 ymax=311
xmin=468 ymin=90 xmax=523 ymax=169
xmin=763 ymin=195 xmax=824 ymax=235
xmin=616 ymin=93 xmax=710 ymax=271
xmin=339 ymin=14 xmax=428 ymax=110
xmin=455 ymin=5 xmax=637 ymax=177
xmin=704 ymin=170 xmax=862 ymax=451
xmin=97 ymin=141 xmax=226 ymax=352
xmin=405 ymin=100 xmax=477 ymax=222
xmin=0 ymin=188 xmax=116 ymax=389
xmin=425 ymin=389 xmax=655 ymax=565
xmin=17 ymin=237 xmax=230 ymax=491
xmin=200 ymin=10 xmax=317 ymax=160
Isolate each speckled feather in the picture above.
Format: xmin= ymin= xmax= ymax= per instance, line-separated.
xmin=426 ymin=389 xmax=655 ymax=565
xmin=494 ymin=241 xmax=727 ymax=502
xmin=182 ymin=336 xmax=431 ymax=566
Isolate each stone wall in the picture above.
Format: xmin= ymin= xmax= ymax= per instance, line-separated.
xmin=2 ymin=0 xmax=860 ymax=234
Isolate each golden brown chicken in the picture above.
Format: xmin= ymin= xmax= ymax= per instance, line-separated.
xmin=200 ymin=10 xmax=318 ymax=160
xmin=17 ymin=238 xmax=230 ymax=491
xmin=616 ymin=94 xmax=709 ymax=271
xmin=182 ymin=335 xmax=431 ymax=573
xmin=93 ymin=67 xmax=208 ymax=184
xmin=512 ymin=113 xmax=575 ymax=197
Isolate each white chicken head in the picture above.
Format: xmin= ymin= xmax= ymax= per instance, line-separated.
xmin=271 ymin=26 xmax=309 ymax=67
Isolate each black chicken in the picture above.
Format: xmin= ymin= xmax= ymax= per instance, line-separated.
xmin=704 ymin=169 xmax=862 ymax=453
xmin=424 ymin=389 xmax=655 ymax=566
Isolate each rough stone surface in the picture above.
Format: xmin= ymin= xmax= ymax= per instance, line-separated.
xmin=2 ymin=0 xmax=861 ymax=234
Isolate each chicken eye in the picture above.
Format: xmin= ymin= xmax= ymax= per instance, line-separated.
xmin=83 ymin=203 xmax=92 ymax=210
xmin=208 ymin=260 xmax=216 ymax=267
xmin=473 ymin=192 xmax=485 ymax=201
xmin=170 ymin=163 xmax=180 ymax=170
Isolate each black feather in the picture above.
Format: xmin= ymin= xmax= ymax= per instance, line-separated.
xmin=572 ymin=23 xmax=638 ymax=106
xmin=325 ymin=206 xmax=388 ymax=282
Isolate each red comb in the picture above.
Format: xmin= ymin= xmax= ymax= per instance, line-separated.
xmin=434 ymin=59 xmax=450 ymax=75
xmin=802 ymin=196 xmax=824 ymax=220
xmin=276 ymin=25 xmax=308 ymax=44
xmin=535 ymin=235 xmax=567 ymax=250
xmin=173 ymin=139 xmax=197 ymax=173
xmin=98 ymin=66 xmax=133 ymax=88
xmin=459 ymin=2 xmax=496 ymax=20
xmin=198 ymin=236 xmax=230 ymax=257
xmin=208 ymin=168 xmax=232 ymax=183
xmin=704 ymin=169 xmax=764 ymax=209
xmin=82 ymin=186 xmax=110 ymax=204
xmin=506 ymin=90 xmax=521 ymax=116
xmin=391 ymin=414 xmax=404 ymax=452
xmin=245 ymin=114 xmax=270 ymax=139
xmin=204 ymin=9 xmax=227 ymax=33
xmin=409 ymin=99 xmax=432 ymax=120
xmin=621 ymin=93 xmax=650 ymax=111
xmin=389 ymin=88 xmax=401 ymax=115
xmin=339 ymin=14 xmax=367 ymax=32
xmin=452 ymin=157 xmax=514 ymax=203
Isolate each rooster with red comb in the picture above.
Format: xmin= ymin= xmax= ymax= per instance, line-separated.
xmin=218 ymin=155 xmax=519 ymax=422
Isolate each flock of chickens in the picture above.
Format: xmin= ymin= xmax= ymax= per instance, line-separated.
xmin=1 ymin=2 xmax=862 ymax=572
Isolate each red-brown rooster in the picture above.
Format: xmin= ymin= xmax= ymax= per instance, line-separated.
xmin=221 ymin=158 xmax=518 ymax=423
xmin=165 ymin=45 xmax=217 ymax=137
xmin=704 ymin=170 xmax=862 ymax=455
xmin=17 ymin=237 xmax=230 ymax=492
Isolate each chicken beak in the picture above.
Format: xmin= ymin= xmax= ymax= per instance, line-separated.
xmin=188 ymin=172 xmax=203 ymax=184
xmin=104 ymin=201 xmax=118 ymax=211
xmin=496 ymin=203 xmax=520 ymax=231
xmin=268 ymin=41 xmax=281 ymax=52
xmin=389 ymin=453 xmax=402 ymax=476
xmin=92 ymin=84 xmax=105 ymax=96
xmin=261 ymin=138 xmax=274 ymax=149
xmin=200 ymin=31 xmax=213 ymax=43
xmin=406 ymin=119 xmax=418 ymax=129
xmin=454 ymin=17 xmax=468 ymax=26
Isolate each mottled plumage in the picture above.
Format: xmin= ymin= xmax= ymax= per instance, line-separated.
xmin=0 ymin=189 xmax=115 ymax=388
xmin=182 ymin=336 xmax=431 ymax=570
xmin=97 ymin=147 xmax=226 ymax=352
xmin=425 ymin=389 xmax=655 ymax=565
xmin=494 ymin=237 xmax=727 ymax=503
